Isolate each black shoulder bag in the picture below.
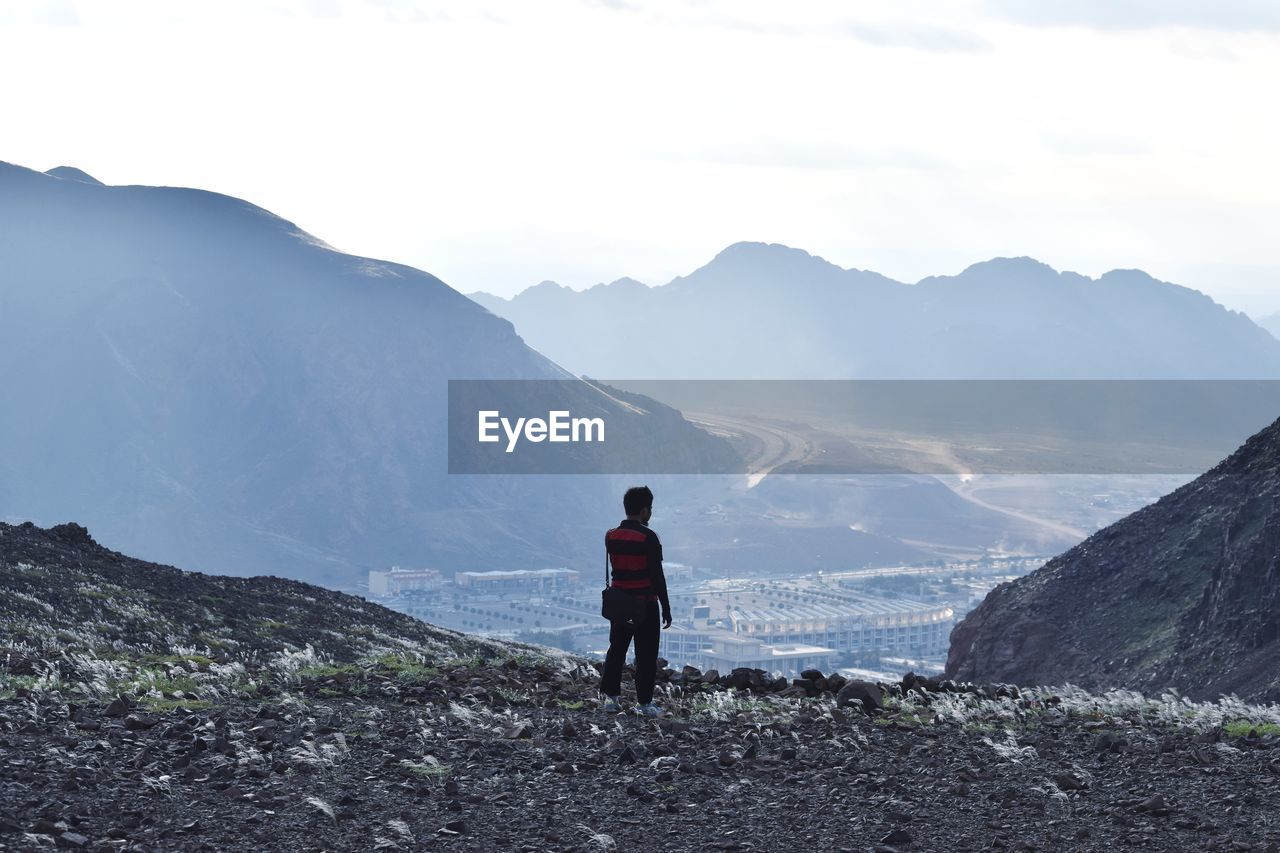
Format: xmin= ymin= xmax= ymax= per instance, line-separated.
xmin=601 ymin=547 xmax=645 ymax=624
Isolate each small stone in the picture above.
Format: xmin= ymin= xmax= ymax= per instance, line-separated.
xmin=124 ymin=714 xmax=159 ymax=731
xmin=881 ymin=828 xmax=912 ymax=846
xmin=1093 ymin=732 xmax=1127 ymax=753
xmin=1135 ymin=794 xmax=1171 ymax=816
xmin=1053 ymin=772 xmax=1087 ymax=792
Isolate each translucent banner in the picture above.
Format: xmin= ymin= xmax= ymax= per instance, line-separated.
xmin=447 ymin=379 xmax=1280 ymax=475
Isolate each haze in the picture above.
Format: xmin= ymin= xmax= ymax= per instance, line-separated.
xmin=2 ymin=0 xmax=1278 ymax=313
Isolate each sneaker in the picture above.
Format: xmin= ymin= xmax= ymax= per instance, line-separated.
xmin=636 ymin=702 xmax=662 ymax=718
xmin=601 ymin=695 xmax=623 ymax=713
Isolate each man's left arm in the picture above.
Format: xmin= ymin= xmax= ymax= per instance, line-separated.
xmin=649 ymin=533 xmax=672 ymax=628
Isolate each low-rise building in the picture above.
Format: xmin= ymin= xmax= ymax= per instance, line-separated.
xmin=368 ymin=567 xmax=443 ymax=597
xmin=455 ymin=568 xmax=580 ymax=594
xmin=726 ymin=597 xmax=954 ymax=656
xmin=661 ymin=629 xmax=833 ymax=677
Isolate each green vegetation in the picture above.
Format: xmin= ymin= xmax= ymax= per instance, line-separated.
xmin=0 ymin=674 xmax=42 ymax=701
xmin=140 ymin=652 xmax=216 ymax=668
xmin=399 ymin=758 xmax=450 ymax=779
xmin=493 ymin=686 xmax=527 ymax=704
xmin=146 ymin=673 xmax=203 ymax=695
xmin=961 ymin=719 xmax=1008 ymax=735
xmin=141 ymin=696 xmax=214 ymax=712
xmin=1224 ymin=721 xmax=1280 ymax=738
xmin=372 ymin=653 xmax=440 ymax=682
xmin=297 ymin=662 xmax=361 ymax=679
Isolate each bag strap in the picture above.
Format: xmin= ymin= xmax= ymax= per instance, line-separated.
xmin=603 ymin=535 xmax=610 ymax=589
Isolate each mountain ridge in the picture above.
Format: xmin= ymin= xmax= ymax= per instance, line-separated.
xmin=469 ymin=241 xmax=1280 ymax=379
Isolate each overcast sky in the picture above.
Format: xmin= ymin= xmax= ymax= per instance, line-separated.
xmin=2 ymin=0 xmax=1278 ymax=314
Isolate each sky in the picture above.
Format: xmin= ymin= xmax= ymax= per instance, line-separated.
xmin=2 ymin=0 xmax=1279 ymax=315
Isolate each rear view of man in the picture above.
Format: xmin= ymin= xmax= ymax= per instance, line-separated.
xmin=600 ymin=485 xmax=672 ymax=716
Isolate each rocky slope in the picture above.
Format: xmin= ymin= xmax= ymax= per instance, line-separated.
xmin=0 ymin=521 xmax=521 ymax=666
xmin=948 ymin=416 xmax=1280 ymax=703
xmin=4 ymin=522 xmax=1280 ymax=851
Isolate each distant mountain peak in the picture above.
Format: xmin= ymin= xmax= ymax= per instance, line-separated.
xmin=45 ymin=165 xmax=104 ymax=186
xmin=710 ymin=241 xmax=824 ymax=266
xmin=955 ymin=256 xmax=1060 ymax=280
xmin=598 ymin=276 xmax=648 ymax=290
xmin=526 ymin=279 xmax=567 ymax=294
xmin=677 ymin=241 xmax=849 ymax=289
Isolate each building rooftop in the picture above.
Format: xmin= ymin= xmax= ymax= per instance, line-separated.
xmin=728 ymin=596 xmax=949 ymax=623
xmin=456 ymin=568 xmax=576 ymax=579
xmin=767 ymin=643 xmax=835 ymax=657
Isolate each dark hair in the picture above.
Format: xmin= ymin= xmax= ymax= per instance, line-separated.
xmin=623 ymin=485 xmax=653 ymax=516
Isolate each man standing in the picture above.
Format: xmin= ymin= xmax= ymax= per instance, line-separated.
xmin=600 ymin=486 xmax=672 ymax=716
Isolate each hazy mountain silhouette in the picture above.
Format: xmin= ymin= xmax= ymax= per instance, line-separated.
xmin=0 ymin=162 xmax=734 ymax=585
xmin=472 ymin=242 xmax=1280 ymax=379
xmin=1257 ymin=310 xmax=1280 ymax=340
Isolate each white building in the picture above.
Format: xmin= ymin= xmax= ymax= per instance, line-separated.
xmin=661 ymin=629 xmax=834 ymax=677
xmin=454 ymin=568 xmax=580 ymax=594
xmin=661 ymin=585 xmax=955 ymax=671
xmin=368 ymin=566 xmax=443 ymax=597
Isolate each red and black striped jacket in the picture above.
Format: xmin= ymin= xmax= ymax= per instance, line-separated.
xmin=605 ymin=519 xmax=671 ymax=613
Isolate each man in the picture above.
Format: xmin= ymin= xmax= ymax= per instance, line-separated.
xmin=600 ymin=485 xmax=672 ymax=717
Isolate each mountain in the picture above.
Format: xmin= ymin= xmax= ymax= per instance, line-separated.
xmin=472 ymin=242 xmax=1280 ymax=379
xmin=6 ymin=520 xmax=1280 ymax=852
xmin=0 ymin=162 xmax=735 ymax=586
xmin=946 ymin=415 xmax=1280 ymax=702
xmin=1257 ymin=310 xmax=1280 ymax=340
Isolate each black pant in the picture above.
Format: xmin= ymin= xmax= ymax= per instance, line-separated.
xmin=600 ymin=600 xmax=661 ymax=704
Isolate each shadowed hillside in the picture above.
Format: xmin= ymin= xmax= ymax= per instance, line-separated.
xmin=947 ymin=416 xmax=1280 ymax=702
xmin=0 ymin=162 xmax=735 ymax=585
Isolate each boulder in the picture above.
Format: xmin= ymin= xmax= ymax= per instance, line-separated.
xmin=836 ymin=681 xmax=884 ymax=714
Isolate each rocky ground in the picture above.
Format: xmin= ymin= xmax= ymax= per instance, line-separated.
xmin=4 ymin=659 xmax=1280 ymax=852
xmin=4 ymin=521 xmax=1280 ymax=851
